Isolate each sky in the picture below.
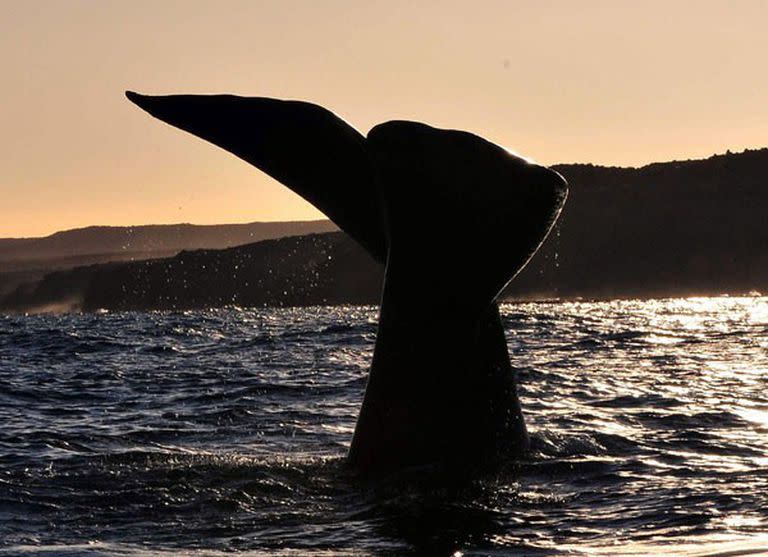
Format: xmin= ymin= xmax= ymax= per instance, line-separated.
xmin=1 ymin=0 xmax=767 ymax=237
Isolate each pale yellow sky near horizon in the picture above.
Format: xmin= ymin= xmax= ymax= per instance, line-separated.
xmin=1 ymin=0 xmax=767 ymax=237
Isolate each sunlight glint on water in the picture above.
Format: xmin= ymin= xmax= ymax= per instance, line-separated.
xmin=0 ymin=297 xmax=766 ymax=555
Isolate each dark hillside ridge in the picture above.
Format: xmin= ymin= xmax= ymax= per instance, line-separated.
xmin=511 ymin=147 xmax=768 ymax=299
xmin=1 ymin=148 xmax=766 ymax=312
xmin=1 ymin=233 xmax=382 ymax=312
xmin=0 ymin=220 xmax=336 ymax=299
xmin=0 ymin=220 xmax=337 ymax=261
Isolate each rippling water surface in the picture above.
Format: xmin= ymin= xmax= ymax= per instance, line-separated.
xmin=1 ymin=298 xmax=767 ymax=556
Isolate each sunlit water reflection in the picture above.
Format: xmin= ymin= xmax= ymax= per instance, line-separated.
xmin=0 ymin=297 xmax=766 ymax=555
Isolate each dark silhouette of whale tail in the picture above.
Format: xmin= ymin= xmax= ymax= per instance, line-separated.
xmin=351 ymin=122 xmax=567 ymax=471
xmin=125 ymin=91 xmax=385 ymax=260
xmin=367 ymin=120 xmax=566 ymax=313
xmin=126 ymin=91 xmax=568 ymax=474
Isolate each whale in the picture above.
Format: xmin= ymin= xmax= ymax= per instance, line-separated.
xmin=125 ymin=92 xmax=567 ymax=474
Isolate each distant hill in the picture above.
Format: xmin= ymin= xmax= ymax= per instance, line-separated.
xmin=0 ymin=220 xmax=336 ymax=297
xmin=0 ymin=233 xmax=382 ymax=313
xmin=1 ymin=148 xmax=766 ymax=312
xmin=0 ymin=220 xmax=337 ymax=262
xmin=511 ymin=147 xmax=768 ymax=299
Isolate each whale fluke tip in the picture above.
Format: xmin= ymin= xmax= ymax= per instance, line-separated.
xmin=125 ymin=91 xmax=149 ymax=110
xmin=125 ymin=91 xmax=157 ymax=114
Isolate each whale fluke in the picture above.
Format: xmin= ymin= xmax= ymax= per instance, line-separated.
xmin=349 ymin=122 xmax=567 ymax=471
xmin=367 ymin=121 xmax=566 ymax=312
xmin=126 ymin=91 xmax=568 ymax=475
xmin=125 ymin=91 xmax=386 ymax=260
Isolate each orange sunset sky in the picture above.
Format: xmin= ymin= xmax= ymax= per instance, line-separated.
xmin=2 ymin=0 xmax=767 ymax=237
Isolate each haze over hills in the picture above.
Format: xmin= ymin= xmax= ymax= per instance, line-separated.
xmin=1 ymin=233 xmax=382 ymax=313
xmin=0 ymin=220 xmax=337 ymax=261
xmin=1 ymin=148 xmax=766 ymax=312
xmin=0 ymin=220 xmax=336 ymax=297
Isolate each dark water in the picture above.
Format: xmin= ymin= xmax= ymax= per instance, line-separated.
xmin=1 ymin=298 xmax=767 ymax=556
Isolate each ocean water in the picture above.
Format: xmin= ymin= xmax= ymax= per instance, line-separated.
xmin=1 ymin=298 xmax=767 ymax=556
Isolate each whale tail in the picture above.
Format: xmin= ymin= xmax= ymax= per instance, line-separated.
xmin=349 ymin=122 xmax=567 ymax=471
xmin=367 ymin=121 xmax=567 ymax=313
xmin=125 ymin=91 xmax=386 ymax=260
xmin=126 ymin=91 xmax=568 ymax=473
